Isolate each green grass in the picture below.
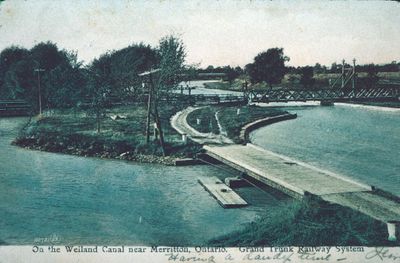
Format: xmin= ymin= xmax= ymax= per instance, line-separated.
xmin=186 ymin=105 xmax=286 ymax=142
xmin=218 ymin=105 xmax=286 ymax=142
xmin=186 ymin=106 xmax=220 ymax=134
xmin=15 ymin=103 xmax=203 ymax=159
xmin=209 ymin=198 xmax=397 ymax=246
xmin=203 ymin=79 xmax=244 ymax=91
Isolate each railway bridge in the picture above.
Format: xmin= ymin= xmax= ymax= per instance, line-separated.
xmin=244 ymin=59 xmax=399 ymax=104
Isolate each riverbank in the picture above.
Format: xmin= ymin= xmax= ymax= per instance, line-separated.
xmin=13 ymin=104 xmax=202 ymax=165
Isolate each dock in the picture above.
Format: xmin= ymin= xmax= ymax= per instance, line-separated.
xmin=204 ymin=143 xmax=400 ymax=235
xmin=198 ymin=176 xmax=248 ymax=208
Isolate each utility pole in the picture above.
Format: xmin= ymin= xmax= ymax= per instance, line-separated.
xmin=352 ymin=58 xmax=356 ymax=96
xmin=34 ymin=68 xmax=45 ymax=116
xmin=341 ymin=59 xmax=345 ymax=89
xmin=144 ymin=81 xmax=152 ymax=143
xmin=139 ymin=69 xmax=166 ymax=156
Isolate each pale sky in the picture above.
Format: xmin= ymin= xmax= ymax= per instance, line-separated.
xmin=0 ymin=0 xmax=399 ymax=67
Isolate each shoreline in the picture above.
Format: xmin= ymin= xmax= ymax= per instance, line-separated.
xmin=12 ymin=139 xmax=180 ymax=166
xmin=336 ymin=102 xmax=400 ymax=112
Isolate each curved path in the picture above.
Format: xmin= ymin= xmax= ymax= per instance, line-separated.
xmin=171 ymin=106 xmax=233 ymax=145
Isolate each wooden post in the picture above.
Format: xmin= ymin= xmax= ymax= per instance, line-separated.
xmin=387 ymin=221 xmax=398 ymax=242
xmin=150 ymin=75 xmax=166 ymax=156
xmin=341 ymin=59 xmax=345 ymax=89
xmin=352 ymin=58 xmax=356 ymax=96
xmin=145 ymin=81 xmax=152 ymax=143
xmin=182 ymin=134 xmax=188 ymax=144
xmin=153 ymin=122 xmax=158 ymax=140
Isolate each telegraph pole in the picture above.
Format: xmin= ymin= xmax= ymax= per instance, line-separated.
xmin=34 ymin=68 xmax=45 ymax=116
xmin=139 ymin=69 xmax=166 ymax=156
xmin=341 ymin=59 xmax=345 ymax=89
xmin=352 ymin=58 xmax=356 ymax=95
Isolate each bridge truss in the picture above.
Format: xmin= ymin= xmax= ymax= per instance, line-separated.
xmin=245 ymin=59 xmax=400 ymax=103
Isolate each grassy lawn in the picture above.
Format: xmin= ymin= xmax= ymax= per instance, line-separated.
xmin=218 ymin=106 xmax=287 ymax=142
xmin=186 ymin=105 xmax=287 ymax=143
xmin=186 ymin=107 xmax=220 ymax=134
xmin=14 ymin=103 xmax=202 ymax=164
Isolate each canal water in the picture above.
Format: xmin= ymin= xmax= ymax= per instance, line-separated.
xmin=251 ymin=104 xmax=400 ymax=196
xmin=178 ymin=80 xmax=243 ymax=96
xmin=0 ymin=118 xmax=284 ymax=245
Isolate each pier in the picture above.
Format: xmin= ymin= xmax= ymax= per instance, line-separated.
xmin=204 ymin=143 xmax=400 ymax=238
xmin=198 ymin=177 xmax=248 ymax=208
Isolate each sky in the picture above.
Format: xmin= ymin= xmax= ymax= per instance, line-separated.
xmin=0 ymin=0 xmax=399 ymax=67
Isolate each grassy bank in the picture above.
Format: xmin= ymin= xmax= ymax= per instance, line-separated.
xmin=186 ymin=107 xmax=220 ymax=134
xmin=14 ymin=103 xmax=202 ymax=165
xmin=210 ymin=198 xmax=397 ymax=246
xmin=187 ymin=105 xmax=287 ymax=143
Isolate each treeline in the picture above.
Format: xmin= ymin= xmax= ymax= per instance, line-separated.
xmin=0 ymin=42 xmax=86 ymax=108
xmin=287 ymin=61 xmax=399 ymax=75
xmin=198 ymin=61 xmax=399 ymax=76
xmin=0 ymin=36 xmax=185 ymax=111
xmin=198 ymin=52 xmax=399 ymax=89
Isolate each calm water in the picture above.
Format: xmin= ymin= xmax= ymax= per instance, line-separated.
xmin=178 ymin=80 xmax=243 ymax=96
xmin=251 ymin=104 xmax=400 ymax=196
xmin=0 ymin=118 xmax=284 ymax=245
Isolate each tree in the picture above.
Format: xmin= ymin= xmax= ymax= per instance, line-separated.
xmin=224 ymin=66 xmax=240 ymax=84
xmin=0 ymin=46 xmax=31 ymax=99
xmin=86 ymin=53 xmax=113 ymax=133
xmin=330 ymin=62 xmax=340 ymax=73
xmin=363 ymin=64 xmax=379 ymax=88
xmin=247 ymin=48 xmax=289 ymax=88
xmin=314 ymin=63 xmax=327 ymax=74
xmin=108 ymin=43 xmax=158 ymax=101
xmin=157 ymin=35 xmax=186 ymax=92
xmin=141 ymin=35 xmax=187 ymax=155
xmin=299 ymin=66 xmax=315 ymax=89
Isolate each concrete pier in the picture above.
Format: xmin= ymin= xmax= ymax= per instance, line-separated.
xmin=198 ymin=177 xmax=248 ymax=208
xmin=204 ymin=143 xmax=400 ymax=239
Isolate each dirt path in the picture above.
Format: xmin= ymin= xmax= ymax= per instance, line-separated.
xmin=170 ymin=106 xmax=233 ymax=145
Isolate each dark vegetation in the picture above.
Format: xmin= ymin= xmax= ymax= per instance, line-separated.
xmin=245 ymin=48 xmax=289 ymax=88
xmin=210 ymin=198 xmax=397 ymax=246
xmin=198 ymin=49 xmax=399 ymax=92
xmin=2 ymin=35 xmax=193 ymax=157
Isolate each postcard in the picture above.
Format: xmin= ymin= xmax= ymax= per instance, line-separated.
xmin=0 ymin=0 xmax=399 ymax=262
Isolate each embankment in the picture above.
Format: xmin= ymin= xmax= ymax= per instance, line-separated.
xmin=239 ymin=113 xmax=297 ymax=143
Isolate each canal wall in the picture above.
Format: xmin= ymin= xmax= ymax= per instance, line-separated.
xmin=239 ymin=113 xmax=297 ymax=143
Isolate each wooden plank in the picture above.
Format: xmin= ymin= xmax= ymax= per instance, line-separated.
xmin=198 ymin=177 xmax=248 ymax=208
